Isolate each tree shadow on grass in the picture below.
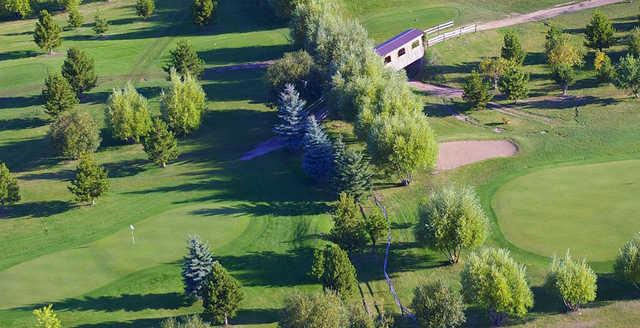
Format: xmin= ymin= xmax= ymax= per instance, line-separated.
xmin=190 ymin=201 xmax=330 ymax=218
xmin=49 ymin=292 xmax=187 ymax=313
xmin=0 ymin=200 xmax=73 ymax=219
xmin=519 ymin=95 xmax=619 ymax=110
xmin=75 ymin=318 xmax=163 ymax=328
xmin=0 ymin=50 xmax=39 ymax=61
xmin=0 ymin=95 xmax=41 ymax=110
xmin=103 ymin=159 xmax=148 ymax=178
xmin=233 ymin=308 xmax=280 ymax=325
xmin=0 ymin=117 xmax=48 ymax=130
xmin=198 ymin=44 xmax=291 ymax=67
xmin=0 ymin=136 xmax=59 ymax=172
xmin=19 ymin=169 xmax=74 ymax=181
xmin=218 ymin=249 xmax=316 ymax=287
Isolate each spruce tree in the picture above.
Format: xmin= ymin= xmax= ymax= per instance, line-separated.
xmin=501 ymin=31 xmax=525 ymax=65
xmin=0 ymin=163 xmax=20 ymax=209
xmin=66 ymin=0 xmax=83 ymax=29
xmin=143 ymin=118 xmax=179 ymax=168
xmin=61 ymin=48 xmax=98 ymax=95
xmin=182 ymin=235 xmax=215 ymax=298
xmin=163 ymin=40 xmax=204 ymax=77
xmin=310 ymin=245 xmax=358 ymax=300
xmin=135 ymin=0 xmax=155 ymax=19
xmin=331 ymin=136 xmax=372 ymax=201
xmin=68 ymin=154 xmax=109 ymax=205
xmin=193 ymin=0 xmax=216 ymax=26
xmin=34 ymin=10 xmax=62 ymax=55
xmin=585 ymin=10 xmax=615 ymax=51
xmin=330 ymin=192 xmax=368 ymax=252
xmin=462 ymin=70 xmax=492 ymax=111
xmin=201 ymin=261 xmax=243 ymax=326
xmin=273 ymin=84 xmax=306 ymax=151
xmin=499 ymin=66 xmax=529 ymax=103
xmin=42 ymin=73 xmax=79 ymax=118
xmin=302 ymin=116 xmax=333 ymax=183
xmin=93 ymin=10 xmax=109 ymax=36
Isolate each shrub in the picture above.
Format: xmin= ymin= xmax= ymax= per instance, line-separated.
xmin=0 ymin=162 xmax=20 ymax=208
xmin=614 ymin=54 xmax=640 ymax=98
xmin=546 ymin=251 xmax=597 ymax=312
xmin=279 ymin=292 xmax=349 ymax=328
xmin=266 ymin=50 xmax=319 ymax=100
xmin=411 ymin=281 xmax=466 ymax=328
xmin=594 ymin=50 xmax=615 ymax=83
xmin=615 ymin=233 xmax=640 ymax=289
xmin=49 ymin=111 xmax=101 ymax=159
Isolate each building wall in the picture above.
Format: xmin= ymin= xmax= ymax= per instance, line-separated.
xmin=382 ymin=36 xmax=425 ymax=71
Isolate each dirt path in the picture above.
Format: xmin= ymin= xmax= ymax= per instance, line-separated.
xmin=437 ymin=140 xmax=518 ymax=171
xmin=477 ymin=0 xmax=625 ymax=31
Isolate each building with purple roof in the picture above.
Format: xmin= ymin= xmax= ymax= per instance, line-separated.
xmin=374 ymin=28 xmax=425 ymax=71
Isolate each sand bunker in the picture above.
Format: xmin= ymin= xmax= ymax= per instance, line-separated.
xmin=437 ymin=140 xmax=518 ymax=171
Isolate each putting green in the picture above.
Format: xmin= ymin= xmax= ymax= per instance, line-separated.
xmin=493 ymin=160 xmax=640 ymax=262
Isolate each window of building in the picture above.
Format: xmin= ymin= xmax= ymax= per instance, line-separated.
xmin=384 ymin=56 xmax=392 ymax=64
xmin=411 ymin=40 xmax=421 ymax=49
xmin=398 ymin=48 xmax=406 ymax=57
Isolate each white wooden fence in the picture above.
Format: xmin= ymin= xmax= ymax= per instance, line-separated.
xmin=426 ymin=24 xmax=477 ymax=47
xmin=424 ymin=21 xmax=454 ymax=35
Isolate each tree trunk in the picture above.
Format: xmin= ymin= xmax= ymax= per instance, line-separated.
xmin=91 ymin=198 xmax=96 ymax=206
xmin=161 ymin=162 xmax=166 ymax=168
xmin=562 ymin=84 xmax=568 ymax=96
xmin=224 ymin=314 xmax=229 ymax=326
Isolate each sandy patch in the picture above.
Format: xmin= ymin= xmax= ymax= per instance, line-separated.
xmin=437 ymin=140 xmax=518 ymax=171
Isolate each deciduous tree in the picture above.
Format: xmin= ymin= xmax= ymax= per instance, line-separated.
xmin=182 ymin=235 xmax=215 ymax=298
xmin=615 ymin=233 xmax=640 ymax=289
xmin=501 ymin=31 xmax=525 ymax=65
xmin=364 ymin=207 xmax=388 ymax=247
xmin=34 ymin=10 xmax=62 ymax=55
xmin=4 ymin=0 xmax=31 ymax=18
xmin=201 ymin=261 xmax=243 ymax=326
xmin=544 ymin=25 xmax=563 ymax=59
xmin=161 ymin=70 xmax=207 ymax=135
xmin=462 ymin=70 xmax=492 ymax=110
xmin=310 ymin=245 xmax=358 ymax=299
xmin=61 ymin=48 xmax=98 ymax=95
xmin=547 ymin=34 xmax=584 ymax=95
xmin=330 ymin=192 xmax=368 ymax=252
xmin=480 ymin=57 xmax=510 ymax=91
xmin=0 ymin=163 xmax=20 ymax=209
xmin=33 ymin=304 xmax=62 ymax=328
xmin=546 ymin=250 xmax=597 ymax=312
xmin=93 ymin=10 xmax=109 ymax=36
xmin=66 ymin=0 xmax=83 ymax=28
xmin=594 ymin=50 xmax=615 ymax=83
xmin=461 ymin=248 xmax=533 ymax=326
xmin=135 ymin=0 xmax=155 ymax=19
xmin=193 ymin=0 xmax=216 ymax=26
xmin=42 ymin=73 xmax=79 ymax=118
xmin=266 ymin=50 xmax=319 ymax=100
xmin=415 ymin=186 xmax=488 ymax=264
xmin=163 ymin=40 xmax=204 ymax=78
xmin=614 ymin=54 xmax=640 ymax=98
xmin=302 ymin=116 xmax=334 ymax=183
xmin=628 ymin=27 xmax=640 ymax=57
xmin=411 ymin=281 xmax=466 ymax=328
xmin=278 ymin=292 xmax=350 ymax=328
xmin=49 ymin=110 xmax=101 ymax=158
xmin=273 ymin=84 xmax=307 ymax=151
xmin=498 ymin=66 xmax=529 ymax=102
xmin=585 ymin=10 xmax=615 ymax=51
xmin=160 ymin=315 xmax=211 ymax=328
xmin=143 ymin=118 xmax=179 ymax=168
xmin=68 ymin=154 xmax=109 ymax=205
xmin=106 ymin=82 xmax=153 ymax=143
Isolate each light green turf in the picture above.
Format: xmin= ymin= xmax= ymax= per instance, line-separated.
xmin=494 ymin=160 xmax=640 ymax=262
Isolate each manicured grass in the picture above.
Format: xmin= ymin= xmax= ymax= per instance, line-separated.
xmin=494 ymin=160 xmax=640 ymax=261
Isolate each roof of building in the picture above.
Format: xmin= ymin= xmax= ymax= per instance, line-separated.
xmin=374 ymin=28 xmax=424 ymax=56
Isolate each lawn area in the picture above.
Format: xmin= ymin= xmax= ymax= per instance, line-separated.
xmin=2 ymin=0 xmax=640 ymax=327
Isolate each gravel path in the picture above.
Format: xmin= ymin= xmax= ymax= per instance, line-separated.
xmin=437 ymin=140 xmax=518 ymax=171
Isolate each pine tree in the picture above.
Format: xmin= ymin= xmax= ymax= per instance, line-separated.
xmin=61 ymin=48 xmax=98 ymax=95
xmin=501 ymin=31 xmax=525 ymax=65
xmin=330 ymin=192 xmax=368 ymax=252
xmin=34 ymin=10 xmax=62 ymax=55
xmin=193 ymin=0 xmax=216 ymax=26
xmin=4 ymin=0 xmax=31 ymax=19
xmin=163 ymin=40 xmax=204 ymax=77
xmin=42 ymin=73 xmax=79 ymax=118
xmin=585 ymin=10 xmax=615 ymax=51
xmin=462 ymin=70 xmax=492 ymax=111
xmin=0 ymin=162 xmax=20 ymax=209
xmin=66 ymin=0 xmax=83 ymax=28
xmin=499 ymin=66 xmax=529 ymax=102
xmin=106 ymin=83 xmax=153 ymax=143
xmin=331 ymin=136 xmax=372 ymax=201
xmin=182 ymin=235 xmax=215 ymax=298
xmin=273 ymin=84 xmax=307 ymax=151
xmin=135 ymin=0 xmax=155 ymax=19
xmin=302 ymin=116 xmax=333 ymax=183
xmin=310 ymin=245 xmax=358 ymax=300
xmin=143 ymin=118 xmax=179 ymax=167
xmin=33 ymin=304 xmax=62 ymax=328
xmin=68 ymin=154 xmax=109 ymax=205
xmin=201 ymin=261 xmax=243 ymax=326
xmin=544 ymin=25 xmax=563 ymax=59
xmin=93 ymin=10 xmax=109 ymax=36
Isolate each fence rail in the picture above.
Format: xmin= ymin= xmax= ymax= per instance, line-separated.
xmin=426 ymin=24 xmax=477 ymax=47
xmin=424 ymin=21 xmax=454 ymax=35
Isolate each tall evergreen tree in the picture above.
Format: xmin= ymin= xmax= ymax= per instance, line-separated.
xmin=66 ymin=0 xmax=83 ymax=29
xmin=501 ymin=31 xmax=525 ymax=65
xmin=331 ymin=137 xmax=372 ymax=201
xmin=4 ymin=0 xmax=31 ymax=19
xmin=462 ymin=70 xmax=492 ymax=111
xmin=61 ymin=48 xmax=98 ymax=95
xmin=544 ymin=25 xmax=563 ymax=59
xmin=135 ymin=0 xmax=155 ymax=19
xmin=499 ymin=66 xmax=530 ymax=102
xmin=330 ymin=192 xmax=368 ymax=252
xmin=143 ymin=118 xmax=179 ymax=168
xmin=93 ymin=10 xmax=109 ymax=36
xmin=310 ymin=245 xmax=358 ymax=300
xmin=34 ymin=10 xmax=62 ymax=55
xmin=585 ymin=10 xmax=615 ymax=51
xmin=0 ymin=163 xmax=20 ymax=209
xmin=273 ymin=84 xmax=307 ymax=151
xmin=182 ymin=235 xmax=215 ymax=298
xmin=163 ymin=40 xmax=204 ymax=77
xmin=193 ymin=0 xmax=216 ymax=26
xmin=42 ymin=73 xmax=79 ymax=118
xmin=68 ymin=154 xmax=109 ymax=205
xmin=33 ymin=304 xmax=62 ymax=328
xmin=201 ymin=261 xmax=243 ymax=326
xmin=302 ymin=116 xmax=333 ymax=183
